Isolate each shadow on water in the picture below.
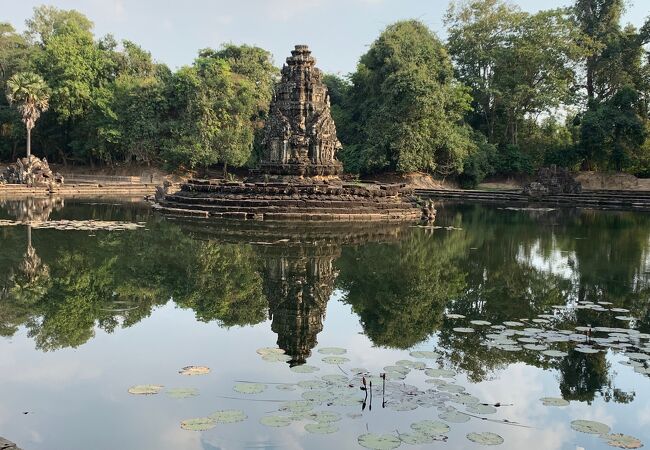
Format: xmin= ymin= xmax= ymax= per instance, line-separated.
xmin=1 ymin=198 xmax=650 ymax=406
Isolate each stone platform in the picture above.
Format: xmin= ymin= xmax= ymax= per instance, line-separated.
xmin=155 ymin=179 xmax=423 ymax=222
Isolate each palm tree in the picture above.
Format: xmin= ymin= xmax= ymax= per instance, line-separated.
xmin=6 ymin=72 xmax=50 ymax=159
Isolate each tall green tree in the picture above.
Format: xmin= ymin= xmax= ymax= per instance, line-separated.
xmin=345 ymin=20 xmax=474 ymax=174
xmin=5 ymin=72 xmax=50 ymax=158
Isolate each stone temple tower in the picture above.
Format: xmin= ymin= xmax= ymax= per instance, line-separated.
xmin=260 ymin=45 xmax=343 ymax=177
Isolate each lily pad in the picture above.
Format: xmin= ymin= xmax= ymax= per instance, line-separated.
xmin=317 ymin=347 xmax=347 ymax=355
xmin=470 ymin=320 xmax=492 ymax=326
xmin=281 ymin=400 xmax=316 ymax=413
xmin=322 ymin=374 xmax=349 ymax=384
xmin=310 ymin=411 xmax=342 ymax=423
xmin=453 ymin=327 xmax=475 ymax=333
xmin=445 ymin=314 xmax=466 ymax=319
xmin=290 ymin=364 xmax=320 ymax=373
xmin=210 ymin=409 xmax=247 ymax=423
xmin=605 ymin=433 xmax=643 ymax=448
xmin=305 ymin=422 xmax=338 ymax=434
xmin=399 ymin=432 xmax=445 ymax=444
xmin=467 ymin=432 xmax=504 ymax=445
xmin=410 ymin=420 xmax=450 ymax=435
xmin=439 ymin=409 xmax=471 ymax=423
xmin=409 ymin=350 xmax=441 ymax=359
xmin=260 ymin=415 xmax=292 ymax=427
xmin=180 ymin=417 xmax=216 ymax=431
xmin=542 ymin=349 xmax=568 ymax=358
xmin=540 ymin=397 xmax=569 ymax=406
xmin=262 ymin=353 xmax=292 ymax=362
xmin=425 ymin=368 xmax=456 ymax=378
xmin=233 ymin=382 xmax=266 ymax=394
xmin=322 ymin=356 xmax=350 ymax=365
xmin=166 ymin=387 xmax=198 ymax=399
xmin=298 ymin=379 xmax=328 ymax=390
xmin=571 ymin=419 xmax=611 ymax=435
xmin=256 ymin=347 xmax=285 ymax=356
xmin=358 ymin=433 xmax=402 ymax=450
xmin=466 ymin=403 xmax=497 ymax=414
xmin=128 ymin=384 xmax=163 ymax=395
xmin=178 ymin=365 xmax=210 ymax=376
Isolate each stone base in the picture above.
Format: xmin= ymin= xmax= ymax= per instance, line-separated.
xmin=254 ymin=162 xmax=343 ymax=177
xmin=155 ymin=178 xmax=424 ymax=222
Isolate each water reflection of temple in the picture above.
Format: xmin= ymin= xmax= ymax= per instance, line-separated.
xmin=261 ymin=242 xmax=339 ymax=365
xmin=173 ymin=219 xmax=409 ymax=365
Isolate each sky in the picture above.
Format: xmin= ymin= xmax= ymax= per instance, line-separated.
xmin=5 ymin=0 xmax=650 ymax=75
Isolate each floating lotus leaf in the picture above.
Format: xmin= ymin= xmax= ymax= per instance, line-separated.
xmin=532 ymin=318 xmax=550 ymax=324
xmin=542 ymin=349 xmax=568 ymax=357
xmin=396 ymin=360 xmax=426 ymax=370
xmin=317 ymin=347 xmax=347 ymax=355
xmin=518 ymin=337 xmax=539 ymax=344
xmin=329 ymin=394 xmax=361 ymax=406
xmin=210 ymin=409 xmax=247 ymax=423
xmin=358 ymin=433 xmax=402 ymax=450
xmin=409 ymin=350 xmax=441 ymax=359
xmin=233 ymin=382 xmax=266 ymax=394
xmin=625 ymin=352 xmax=650 ymax=361
xmin=298 ymin=379 xmax=328 ymax=390
xmin=301 ymin=390 xmax=334 ymax=402
xmin=605 ymin=433 xmax=643 ymax=448
xmin=540 ymin=397 xmax=569 ymax=406
xmin=575 ymin=346 xmax=600 ymax=354
xmin=445 ymin=314 xmax=466 ymax=319
xmin=470 ymin=320 xmax=492 ymax=326
xmin=496 ymin=345 xmax=522 ymax=352
xmin=310 ymin=411 xmax=342 ymax=423
xmin=385 ymin=365 xmax=410 ymax=375
xmin=262 ymin=353 xmax=292 ymax=363
xmin=425 ymin=368 xmax=456 ymax=378
xmin=256 ymin=347 xmax=285 ymax=356
xmin=453 ymin=327 xmax=475 ymax=333
xmin=466 ymin=404 xmax=497 ymax=414
xmin=390 ymin=401 xmax=419 ymax=411
xmin=350 ymin=368 xmax=369 ymax=375
xmin=260 ymin=415 xmax=292 ymax=427
xmin=439 ymin=409 xmax=471 ymax=423
xmin=178 ymin=365 xmax=210 ymax=376
xmin=276 ymin=384 xmax=297 ymax=391
xmin=385 ymin=371 xmax=407 ymax=381
xmin=523 ymin=344 xmax=548 ymax=351
xmin=438 ymin=383 xmax=466 ymax=393
xmin=425 ymin=378 xmax=449 ymax=386
xmin=614 ymin=316 xmax=635 ymax=321
xmin=322 ymin=374 xmax=349 ymax=384
xmin=281 ymin=400 xmax=316 ymax=413
xmin=466 ymin=432 xmax=504 ymax=445
xmin=570 ymin=419 xmax=611 ymax=435
xmin=290 ymin=364 xmax=320 ymax=373
xmin=410 ymin=420 xmax=450 ymax=435
xmin=305 ymin=422 xmax=338 ymax=434
xmin=398 ymin=432 xmax=445 ymax=444
xmin=503 ymin=321 xmax=524 ymax=327
xmin=451 ymin=394 xmax=481 ymax=405
xmin=322 ymin=356 xmax=350 ymax=365
xmin=180 ymin=417 xmax=216 ymax=431
xmin=166 ymin=387 xmax=198 ymax=399
xmin=128 ymin=384 xmax=163 ymax=395
xmin=611 ymin=308 xmax=630 ymax=313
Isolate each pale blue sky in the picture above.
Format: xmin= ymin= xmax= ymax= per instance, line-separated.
xmin=6 ymin=0 xmax=649 ymax=75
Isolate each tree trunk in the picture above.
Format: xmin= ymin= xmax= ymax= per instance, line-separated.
xmin=26 ymin=126 xmax=31 ymax=158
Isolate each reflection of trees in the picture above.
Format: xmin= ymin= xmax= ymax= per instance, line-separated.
xmin=432 ymin=204 xmax=649 ymax=402
xmin=337 ymin=229 xmax=468 ymax=349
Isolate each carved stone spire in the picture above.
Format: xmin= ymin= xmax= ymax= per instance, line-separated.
xmin=260 ymin=45 xmax=343 ymax=177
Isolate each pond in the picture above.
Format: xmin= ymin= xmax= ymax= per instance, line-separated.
xmin=1 ymin=197 xmax=649 ymax=450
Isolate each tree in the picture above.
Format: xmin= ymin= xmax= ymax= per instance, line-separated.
xmin=25 ymin=5 xmax=93 ymax=46
xmin=446 ymin=1 xmax=583 ymax=146
xmin=345 ymin=20 xmax=474 ymax=174
xmin=5 ymin=72 xmax=50 ymax=158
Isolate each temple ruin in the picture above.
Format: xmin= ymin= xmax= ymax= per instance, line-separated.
xmin=155 ymin=45 xmax=426 ymax=222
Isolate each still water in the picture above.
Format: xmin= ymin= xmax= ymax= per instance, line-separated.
xmin=1 ymin=197 xmax=649 ymax=450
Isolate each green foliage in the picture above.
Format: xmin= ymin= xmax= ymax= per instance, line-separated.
xmin=343 ymin=20 xmax=474 ymax=174
xmin=458 ymin=132 xmax=496 ymax=188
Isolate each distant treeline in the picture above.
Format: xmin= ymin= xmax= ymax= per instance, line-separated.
xmin=1 ymin=1 xmax=649 ymax=185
